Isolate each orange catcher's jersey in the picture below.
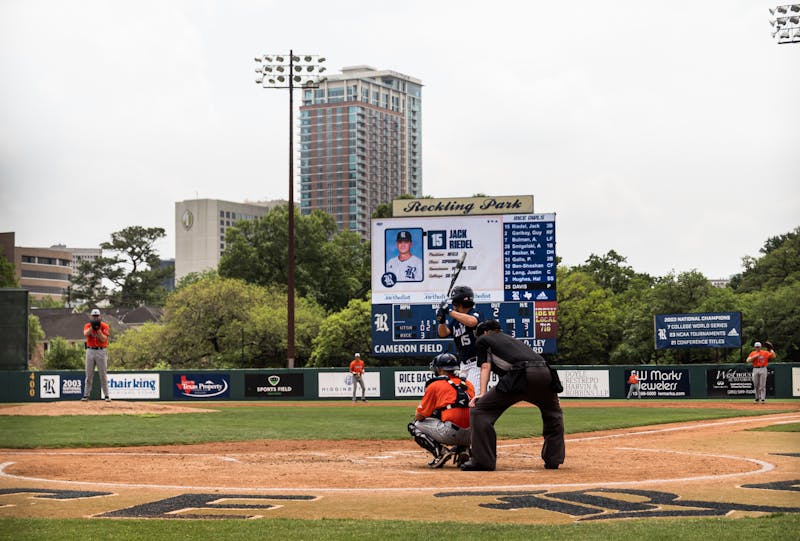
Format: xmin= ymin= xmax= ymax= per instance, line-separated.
xmin=416 ymin=376 xmax=475 ymax=429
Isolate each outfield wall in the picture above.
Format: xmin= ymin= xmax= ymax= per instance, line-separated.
xmin=1 ymin=363 xmax=799 ymax=402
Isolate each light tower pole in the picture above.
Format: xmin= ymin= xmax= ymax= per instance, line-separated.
xmin=255 ymin=51 xmax=326 ymax=368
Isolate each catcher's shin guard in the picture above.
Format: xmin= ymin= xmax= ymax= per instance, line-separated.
xmin=408 ymin=422 xmax=444 ymax=458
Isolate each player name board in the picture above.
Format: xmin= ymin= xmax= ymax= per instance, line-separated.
xmin=371 ymin=213 xmax=557 ymax=357
xmin=653 ymin=312 xmax=742 ymax=350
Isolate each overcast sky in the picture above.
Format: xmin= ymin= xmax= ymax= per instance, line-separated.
xmin=1 ymin=1 xmax=798 ymax=279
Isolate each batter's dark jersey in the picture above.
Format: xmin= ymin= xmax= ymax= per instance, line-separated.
xmin=447 ymin=309 xmax=482 ymax=362
xmin=476 ymin=332 xmax=545 ymax=376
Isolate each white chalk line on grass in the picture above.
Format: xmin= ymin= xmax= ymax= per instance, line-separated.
xmin=0 ymin=414 xmax=793 ymax=494
xmin=498 ymin=413 xmax=800 ymax=448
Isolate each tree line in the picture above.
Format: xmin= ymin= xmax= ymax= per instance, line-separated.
xmin=4 ymin=207 xmax=795 ymax=368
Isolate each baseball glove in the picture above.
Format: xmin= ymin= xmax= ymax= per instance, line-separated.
xmin=764 ymin=341 xmax=774 ymax=352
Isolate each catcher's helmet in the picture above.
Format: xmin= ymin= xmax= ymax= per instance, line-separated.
xmin=430 ymin=352 xmax=459 ymax=372
xmin=476 ymin=319 xmax=501 ymax=336
xmin=451 ymin=285 xmax=474 ymax=307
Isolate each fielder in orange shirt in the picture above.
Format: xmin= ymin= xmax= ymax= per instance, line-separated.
xmin=626 ymin=370 xmax=641 ymax=399
xmin=349 ymin=353 xmax=366 ymax=403
xmin=407 ymin=353 xmax=475 ymax=468
xmin=746 ymin=341 xmax=776 ymax=403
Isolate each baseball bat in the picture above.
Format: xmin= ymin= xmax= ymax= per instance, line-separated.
xmin=444 ymin=251 xmax=468 ymax=301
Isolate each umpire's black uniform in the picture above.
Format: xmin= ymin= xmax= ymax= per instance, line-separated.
xmin=470 ymin=330 xmax=565 ymax=470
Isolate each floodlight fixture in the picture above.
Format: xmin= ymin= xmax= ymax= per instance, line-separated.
xmin=769 ymin=5 xmax=800 ymax=44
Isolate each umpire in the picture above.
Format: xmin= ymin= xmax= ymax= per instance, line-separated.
xmin=461 ymin=320 xmax=565 ymax=471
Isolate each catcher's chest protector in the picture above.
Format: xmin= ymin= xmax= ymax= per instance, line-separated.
xmin=448 ymin=380 xmax=470 ymax=408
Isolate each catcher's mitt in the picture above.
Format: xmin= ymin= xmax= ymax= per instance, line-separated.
xmin=764 ymin=341 xmax=774 ymax=352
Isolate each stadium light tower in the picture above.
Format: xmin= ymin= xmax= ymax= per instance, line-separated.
xmin=254 ymin=51 xmax=327 ymax=368
xmin=769 ymin=4 xmax=800 ymax=44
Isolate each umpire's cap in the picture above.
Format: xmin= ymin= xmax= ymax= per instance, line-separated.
xmin=396 ymin=230 xmax=412 ymax=242
xmin=476 ymin=319 xmax=501 ymax=336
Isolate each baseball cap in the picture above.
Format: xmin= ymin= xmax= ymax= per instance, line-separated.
xmin=354 ymin=353 xmax=360 ymax=357
xmin=396 ymin=230 xmax=412 ymax=242
xmin=754 ymin=341 xmax=762 ymax=348
xmin=90 ymin=309 xmax=101 ymax=316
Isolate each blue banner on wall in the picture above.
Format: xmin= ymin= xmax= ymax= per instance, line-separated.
xmin=654 ymin=312 xmax=742 ymax=350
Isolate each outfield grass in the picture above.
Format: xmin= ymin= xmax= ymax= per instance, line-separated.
xmin=3 ymin=514 xmax=799 ymax=541
xmin=0 ymin=402 xmax=786 ymax=448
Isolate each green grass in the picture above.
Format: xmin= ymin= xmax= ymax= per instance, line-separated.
xmin=0 ymin=402 xmax=785 ymax=448
xmin=749 ymin=422 xmax=800 ymax=432
xmin=3 ymin=514 xmax=799 ymax=541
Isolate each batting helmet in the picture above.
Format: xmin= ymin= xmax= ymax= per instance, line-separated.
xmin=451 ymin=285 xmax=474 ymax=307
xmin=430 ymin=352 xmax=459 ymax=372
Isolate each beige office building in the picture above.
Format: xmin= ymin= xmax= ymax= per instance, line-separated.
xmin=0 ymin=233 xmax=72 ymax=300
xmin=174 ymin=198 xmax=283 ymax=282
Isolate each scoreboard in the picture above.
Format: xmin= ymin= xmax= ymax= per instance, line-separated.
xmin=371 ymin=213 xmax=557 ymax=356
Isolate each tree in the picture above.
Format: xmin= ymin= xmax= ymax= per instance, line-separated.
xmin=28 ymin=314 xmax=45 ymax=360
xmin=108 ymin=323 xmax=170 ymax=369
xmin=43 ymin=337 xmax=84 ymax=370
xmin=372 ymin=193 xmax=418 ymax=219
xmin=161 ymin=275 xmax=268 ymax=367
xmin=730 ymin=226 xmax=800 ymax=293
xmin=0 ymin=246 xmax=17 ymax=287
xmin=71 ymin=226 xmax=172 ymax=307
xmin=555 ymin=269 xmax=618 ymax=364
xmin=739 ymin=282 xmax=800 ymax=362
xmin=575 ymin=250 xmax=652 ymax=294
xmin=70 ymin=256 xmax=123 ymax=306
xmin=309 ymin=297 xmax=373 ymax=366
xmin=220 ymin=205 xmax=370 ymax=312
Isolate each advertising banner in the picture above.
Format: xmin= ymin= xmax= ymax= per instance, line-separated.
xmin=794 ymin=367 xmax=800 ymax=397
xmin=706 ymin=367 xmax=774 ymax=397
xmin=318 ymin=372 xmax=380 ymax=398
xmin=371 ymin=212 xmax=557 ymax=356
xmin=394 ymin=370 xmax=498 ymax=397
xmin=108 ymin=373 xmax=160 ymax=400
xmin=38 ymin=374 xmax=83 ymax=400
xmin=625 ymin=368 xmax=690 ymax=398
xmin=244 ymin=373 xmax=304 ymax=398
xmin=173 ymin=374 xmax=230 ymax=400
xmin=558 ymin=370 xmax=610 ymax=398
xmin=654 ymin=312 xmax=742 ymax=349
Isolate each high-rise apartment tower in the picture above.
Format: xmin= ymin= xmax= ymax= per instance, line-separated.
xmin=299 ymin=66 xmax=422 ymax=238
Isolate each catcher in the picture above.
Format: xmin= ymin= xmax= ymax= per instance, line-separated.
xmin=407 ymin=353 xmax=474 ymax=468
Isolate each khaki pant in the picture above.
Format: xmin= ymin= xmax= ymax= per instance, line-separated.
xmin=85 ymin=348 xmax=109 ymax=399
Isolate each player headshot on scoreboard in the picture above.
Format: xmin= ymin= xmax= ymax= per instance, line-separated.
xmin=384 ymin=228 xmax=424 ymax=283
